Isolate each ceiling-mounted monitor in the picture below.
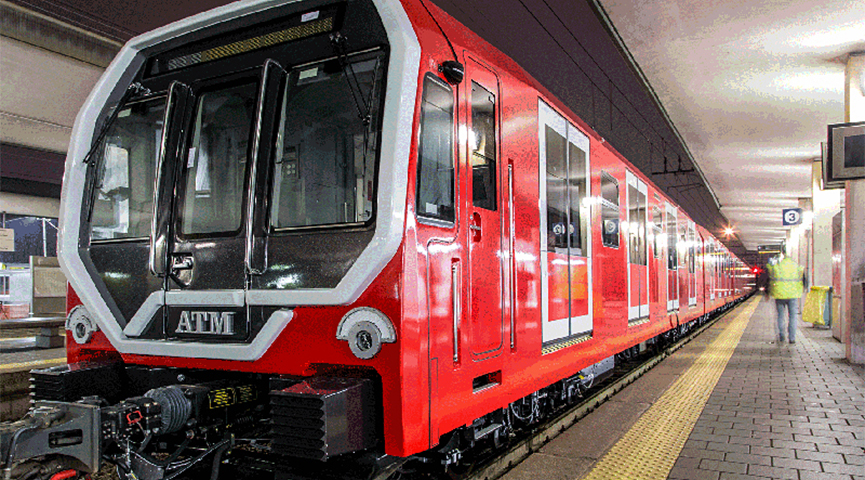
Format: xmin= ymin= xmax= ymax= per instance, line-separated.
xmin=825 ymin=121 xmax=865 ymax=187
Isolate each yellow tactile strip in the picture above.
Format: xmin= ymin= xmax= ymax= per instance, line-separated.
xmin=542 ymin=334 xmax=592 ymax=355
xmin=0 ymin=357 xmax=66 ymax=374
xmin=581 ymin=297 xmax=759 ymax=480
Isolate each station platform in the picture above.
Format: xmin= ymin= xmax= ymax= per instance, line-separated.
xmin=502 ymin=296 xmax=865 ymax=480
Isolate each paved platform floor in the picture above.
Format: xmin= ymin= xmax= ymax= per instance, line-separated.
xmin=0 ymin=340 xmax=66 ymax=372
xmin=502 ymin=297 xmax=865 ymax=480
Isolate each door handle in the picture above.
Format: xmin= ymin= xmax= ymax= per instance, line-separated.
xmin=470 ymin=213 xmax=482 ymax=241
xmin=170 ymin=254 xmax=194 ymax=271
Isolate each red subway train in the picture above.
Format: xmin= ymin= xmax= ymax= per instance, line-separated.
xmin=1 ymin=0 xmax=752 ymax=478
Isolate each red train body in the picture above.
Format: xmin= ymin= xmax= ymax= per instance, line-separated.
xmin=44 ymin=0 xmax=751 ymax=473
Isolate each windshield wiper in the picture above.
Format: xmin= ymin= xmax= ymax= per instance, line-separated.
xmin=82 ymin=82 xmax=151 ymax=164
xmin=329 ymin=33 xmax=373 ymax=126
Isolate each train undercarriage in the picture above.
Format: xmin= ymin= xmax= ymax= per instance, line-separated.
xmin=0 ymin=306 xmax=740 ymax=480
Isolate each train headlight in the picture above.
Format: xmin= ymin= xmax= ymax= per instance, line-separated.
xmin=66 ymin=305 xmax=98 ymax=344
xmin=336 ymin=307 xmax=396 ymax=360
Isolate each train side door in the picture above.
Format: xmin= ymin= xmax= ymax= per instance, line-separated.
xmin=626 ymin=171 xmax=648 ymax=321
xmin=706 ymin=241 xmax=714 ymax=301
xmin=651 ymin=199 xmax=666 ymax=316
xmin=688 ymin=226 xmax=698 ymax=307
xmin=464 ymin=57 xmax=504 ymax=359
xmin=539 ymin=100 xmax=593 ymax=346
xmin=665 ymin=203 xmax=679 ymax=311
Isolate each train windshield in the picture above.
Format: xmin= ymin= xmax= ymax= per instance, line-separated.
xmin=270 ymin=51 xmax=384 ymax=229
xmin=90 ymin=98 xmax=166 ymax=240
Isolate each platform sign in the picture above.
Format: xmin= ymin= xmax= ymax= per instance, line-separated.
xmin=782 ymin=208 xmax=802 ymax=226
xmin=758 ymin=244 xmax=784 ymax=255
xmin=0 ymin=228 xmax=13 ymax=252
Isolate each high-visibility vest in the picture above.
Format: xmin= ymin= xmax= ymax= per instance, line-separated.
xmin=768 ymin=258 xmax=804 ymax=299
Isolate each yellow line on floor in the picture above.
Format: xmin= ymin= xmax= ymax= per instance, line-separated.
xmin=0 ymin=357 xmax=66 ymax=373
xmin=580 ymin=297 xmax=759 ymax=480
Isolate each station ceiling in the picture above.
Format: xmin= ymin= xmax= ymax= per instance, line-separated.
xmin=2 ymin=0 xmax=862 ymax=264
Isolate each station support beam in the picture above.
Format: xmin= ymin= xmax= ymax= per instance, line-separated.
xmin=810 ymin=161 xmax=843 ymax=340
xmin=844 ymin=52 xmax=865 ymax=365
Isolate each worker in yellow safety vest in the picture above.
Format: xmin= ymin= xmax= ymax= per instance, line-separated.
xmin=767 ymin=254 xmax=806 ymax=344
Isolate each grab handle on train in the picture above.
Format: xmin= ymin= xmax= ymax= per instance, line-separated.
xmin=470 ymin=212 xmax=482 ymax=241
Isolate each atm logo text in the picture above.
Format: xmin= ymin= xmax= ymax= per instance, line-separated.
xmin=175 ymin=311 xmax=236 ymax=335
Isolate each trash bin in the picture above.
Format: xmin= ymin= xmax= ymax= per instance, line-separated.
xmin=803 ymin=286 xmax=832 ymax=328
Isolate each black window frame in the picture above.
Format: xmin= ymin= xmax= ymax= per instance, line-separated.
xmin=600 ymin=171 xmax=620 ymax=249
xmin=416 ymin=73 xmax=456 ymax=225
xmin=175 ymin=76 xmax=260 ymax=239
xmin=87 ymin=94 xmax=169 ymax=243
xmin=667 ymin=209 xmax=678 ymax=271
xmin=268 ymin=50 xmax=387 ymax=233
xmin=652 ymin=201 xmax=662 ymax=260
xmin=470 ymin=80 xmax=497 ymax=211
xmin=627 ymin=180 xmax=647 ymax=266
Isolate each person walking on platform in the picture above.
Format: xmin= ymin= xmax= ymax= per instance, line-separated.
xmin=767 ymin=254 xmax=806 ymax=344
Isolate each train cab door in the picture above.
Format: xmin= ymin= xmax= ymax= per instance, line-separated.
xmin=665 ymin=203 xmax=679 ymax=311
xmin=626 ymin=171 xmax=648 ymax=322
xmin=539 ymin=101 xmax=593 ymax=346
xmin=134 ymin=64 xmax=282 ymax=342
xmin=464 ymin=57 xmax=505 ymax=359
xmin=159 ymin=76 xmax=265 ymax=341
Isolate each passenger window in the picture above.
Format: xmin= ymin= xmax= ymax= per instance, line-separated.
xmin=90 ymin=97 xmax=166 ymax=240
xmin=628 ymin=183 xmax=647 ymax=265
xmin=271 ymin=53 xmax=383 ymax=229
xmin=689 ymin=226 xmax=697 ymax=273
xmin=545 ymin=126 xmax=567 ymax=250
xmin=471 ymin=81 xmax=496 ymax=210
xmin=568 ymin=142 xmax=588 ymax=256
xmin=544 ymin=124 xmax=588 ymax=256
xmin=667 ymin=212 xmax=678 ymax=270
xmin=652 ymin=205 xmax=662 ymax=259
xmin=416 ymin=74 xmax=455 ymax=223
xmin=600 ymin=172 xmax=619 ymax=248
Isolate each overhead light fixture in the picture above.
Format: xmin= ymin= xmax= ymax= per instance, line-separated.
xmin=724 ymin=227 xmax=735 ymax=237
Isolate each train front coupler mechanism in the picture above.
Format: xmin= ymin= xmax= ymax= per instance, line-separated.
xmin=1 ymin=381 xmax=260 ymax=480
xmin=1 ymin=401 xmax=101 ymax=480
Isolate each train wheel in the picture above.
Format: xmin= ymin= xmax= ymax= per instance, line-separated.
xmin=445 ymin=458 xmax=475 ymax=480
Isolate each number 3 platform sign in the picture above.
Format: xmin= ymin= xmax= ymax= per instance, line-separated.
xmin=782 ymin=208 xmax=802 ymax=226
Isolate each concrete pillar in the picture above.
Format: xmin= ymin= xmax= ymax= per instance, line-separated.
xmin=798 ymin=197 xmax=811 ymax=274
xmin=844 ymin=52 xmax=865 ymax=364
xmin=786 ymin=228 xmax=799 ymax=260
xmin=812 ymin=159 xmax=844 ymax=341
xmin=811 ymin=161 xmax=841 ymax=289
